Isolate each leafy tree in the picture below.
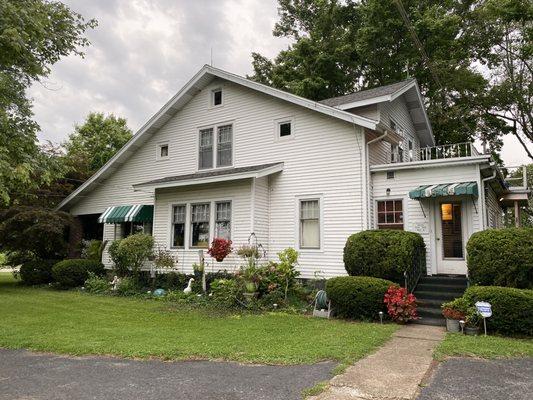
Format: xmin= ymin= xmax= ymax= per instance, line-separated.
xmin=0 ymin=0 xmax=96 ymax=205
xmin=64 ymin=112 xmax=132 ymax=180
xmin=251 ymin=0 xmax=531 ymax=158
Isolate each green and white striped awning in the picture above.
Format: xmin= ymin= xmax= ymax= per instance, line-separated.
xmin=98 ymin=205 xmax=154 ymax=224
xmin=409 ymin=182 xmax=478 ymax=200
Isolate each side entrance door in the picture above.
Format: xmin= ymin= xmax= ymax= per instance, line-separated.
xmin=435 ymin=200 xmax=468 ymax=275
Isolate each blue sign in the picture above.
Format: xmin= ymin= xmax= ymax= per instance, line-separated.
xmin=475 ymin=301 xmax=492 ymax=318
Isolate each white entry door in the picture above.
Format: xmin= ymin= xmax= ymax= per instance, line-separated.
xmin=435 ymin=201 xmax=468 ymax=275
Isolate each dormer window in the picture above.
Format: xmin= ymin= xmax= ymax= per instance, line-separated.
xmin=212 ymin=89 xmax=223 ymax=107
xmin=157 ymin=143 xmax=169 ymax=160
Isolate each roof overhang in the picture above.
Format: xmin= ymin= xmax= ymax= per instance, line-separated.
xmin=56 ymin=66 xmax=377 ymax=211
xmin=133 ymin=162 xmax=284 ymax=190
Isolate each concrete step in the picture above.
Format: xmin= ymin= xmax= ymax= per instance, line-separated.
xmin=413 ymin=316 xmax=446 ymax=327
xmin=418 ymin=275 xmax=468 ymax=286
xmin=417 ymin=306 xmax=444 ymax=319
xmin=416 ymin=283 xmax=466 ymax=294
xmin=414 ymin=290 xmax=462 ymax=301
xmin=416 ymin=298 xmax=445 ymax=307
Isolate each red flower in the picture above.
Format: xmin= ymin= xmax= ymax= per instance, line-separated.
xmin=383 ymin=285 xmax=419 ymax=323
xmin=207 ymin=238 xmax=233 ymax=262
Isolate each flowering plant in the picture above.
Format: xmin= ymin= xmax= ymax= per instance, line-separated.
xmin=383 ymin=285 xmax=418 ymax=323
xmin=207 ymin=238 xmax=232 ymax=262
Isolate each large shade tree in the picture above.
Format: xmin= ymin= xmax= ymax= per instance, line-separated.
xmin=251 ymin=0 xmax=532 ymax=159
xmin=0 ymin=0 xmax=97 ymax=206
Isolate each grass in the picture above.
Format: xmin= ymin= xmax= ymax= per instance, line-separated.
xmin=435 ymin=333 xmax=533 ymax=360
xmin=0 ymin=273 xmax=397 ymax=365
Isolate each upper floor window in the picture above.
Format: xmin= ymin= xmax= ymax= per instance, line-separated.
xmin=299 ymin=199 xmax=320 ymax=249
xmin=157 ymin=143 xmax=169 ymax=160
xmin=377 ymin=200 xmax=403 ymax=230
xmin=199 ymin=124 xmax=233 ymax=170
xmin=212 ymin=89 xmax=223 ymax=107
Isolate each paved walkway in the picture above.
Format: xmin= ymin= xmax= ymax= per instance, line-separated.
xmin=310 ymin=324 xmax=445 ymax=400
xmin=0 ymin=348 xmax=335 ymax=400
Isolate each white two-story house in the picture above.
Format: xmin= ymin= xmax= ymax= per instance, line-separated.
xmin=57 ymin=65 xmax=530 ymax=279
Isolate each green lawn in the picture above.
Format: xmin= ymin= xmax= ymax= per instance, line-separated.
xmin=0 ymin=273 xmax=397 ymax=364
xmin=435 ymin=333 xmax=533 ymax=360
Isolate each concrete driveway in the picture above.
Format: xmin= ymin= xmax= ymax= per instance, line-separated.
xmin=0 ymin=348 xmax=335 ymax=400
xmin=418 ymin=357 xmax=533 ymax=400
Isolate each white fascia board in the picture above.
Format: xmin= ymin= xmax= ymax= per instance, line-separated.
xmin=134 ymin=163 xmax=284 ymax=190
xmin=369 ymin=155 xmax=491 ymax=172
xmin=336 ymin=95 xmax=392 ymax=110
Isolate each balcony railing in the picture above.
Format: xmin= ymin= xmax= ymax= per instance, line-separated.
xmin=503 ymin=165 xmax=529 ymax=189
xmin=391 ymin=142 xmax=481 ymax=164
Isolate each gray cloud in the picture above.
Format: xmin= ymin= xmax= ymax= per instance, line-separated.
xmin=30 ymin=0 xmax=531 ymax=165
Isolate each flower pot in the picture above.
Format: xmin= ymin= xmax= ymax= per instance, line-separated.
xmin=215 ymin=257 xmax=224 ymax=262
xmin=243 ymin=292 xmax=257 ymax=302
xmin=465 ymin=326 xmax=479 ymax=336
xmin=244 ymin=281 xmax=257 ymax=293
xmin=446 ymin=318 xmax=461 ymax=333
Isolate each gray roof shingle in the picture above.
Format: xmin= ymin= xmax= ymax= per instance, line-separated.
xmin=135 ymin=162 xmax=283 ymax=187
xmin=319 ymin=79 xmax=415 ymax=108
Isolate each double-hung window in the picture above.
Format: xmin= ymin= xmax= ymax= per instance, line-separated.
xmin=199 ymin=124 xmax=232 ymax=169
xmin=190 ymin=203 xmax=210 ymax=248
xmin=215 ymin=201 xmax=231 ymax=240
xmin=199 ymin=128 xmax=214 ymax=169
xmin=300 ymin=199 xmax=320 ymax=249
xmin=217 ymin=125 xmax=232 ymax=167
xmin=171 ymin=205 xmax=186 ymax=248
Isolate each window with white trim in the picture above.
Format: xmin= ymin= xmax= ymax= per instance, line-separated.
xmin=171 ymin=205 xmax=186 ymax=248
xmin=199 ymin=128 xmax=214 ymax=169
xmin=215 ymin=201 xmax=231 ymax=240
xmin=216 ymin=125 xmax=232 ymax=167
xmin=190 ymin=203 xmax=210 ymax=248
xmin=299 ymin=199 xmax=320 ymax=248
xmin=212 ymin=89 xmax=222 ymax=106
xmin=377 ymin=200 xmax=404 ymax=230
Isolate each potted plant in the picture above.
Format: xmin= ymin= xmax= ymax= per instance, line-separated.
xmin=441 ymin=297 xmax=468 ymax=332
xmin=207 ymin=238 xmax=232 ymax=262
xmin=240 ymin=265 xmax=260 ymax=301
xmin=464 ymin=307 xmax=481 ymax=335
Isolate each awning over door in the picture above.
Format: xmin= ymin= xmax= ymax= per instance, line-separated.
xmin=98 ymin=205 xmax=154 ymax=224
xmin=409 ymin=182 xmax=478 ymax=200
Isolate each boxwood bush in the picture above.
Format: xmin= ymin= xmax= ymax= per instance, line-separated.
xmin=343 ymin=230 xmax=426 ymax=282
xmin=52 ymin=259 xmax=105 ymax=288
xmin=326 ymin=276 xmax=396 ymax=320
xmin=466 ymin=228 xmax=533 ymax=289
xmin=19 ymin=259 xmax=58 ymax=285
xmin=462 ymin=286 xmax=533 ymax=336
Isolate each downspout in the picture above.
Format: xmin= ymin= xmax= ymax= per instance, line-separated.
xmin=481 ymin=167 xmax=497 ymax=229
xmin=365 ymin=130 xmax=389 ymax=230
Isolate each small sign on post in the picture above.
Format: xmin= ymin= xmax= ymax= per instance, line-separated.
xmin=475 ymin=301 xmax=492 ymax=336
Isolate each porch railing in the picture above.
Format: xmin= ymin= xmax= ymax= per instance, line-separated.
xmin=390 ymin=142 xmax=481 ymax=164
xmin=503 ymin=165 xmax=529 ymax=189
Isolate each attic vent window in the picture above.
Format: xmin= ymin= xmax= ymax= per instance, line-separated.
xmin=276 ymin=117 xmax=294 ymax=140
xmin=157 ymin=143 xmax=169 ymax=160
xmin=279 ymin=122 xmax=291 ymax=137
xmin=387 ymin=171 xmax=395 ymax=179
xmin=212 ymin=89 xmax=223 ymax=106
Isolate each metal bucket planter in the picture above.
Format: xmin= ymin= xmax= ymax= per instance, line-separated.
xmin=446 ymin=318 xmax=461 ymax=333
xmin=465 ymin=326 xmax=479 ymax=336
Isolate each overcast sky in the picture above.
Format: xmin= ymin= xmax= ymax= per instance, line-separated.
xmin=30 ymin=0 xmax=531 ymax=166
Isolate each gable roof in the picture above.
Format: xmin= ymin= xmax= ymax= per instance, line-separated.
xmin=319 ymin=79 xmax=415 ymax=108
xmin=56 ymin=65 xmax=378 ymax=211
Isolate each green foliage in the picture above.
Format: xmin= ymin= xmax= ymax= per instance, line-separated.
xmin=462 ymin=286 xmax=533 ymax=336
xmin=64 ymin=112 xmax=132 ymax=178
xmin=466 ymin=228 xmax=533 ymax=288
xmin=107 ymin=234 xmax=153 ymax=279
xmin=210 ymin=278 xmax=242 ymax=307
xmin=343 ymin=230 xmax=426 ymax=283
xmin=52 ymin=259 xmax=105 ymax=288
xmin=153 ymin=271 xmax=192 ymax=291
xmin=251 ymin=0 xmax=532 ymax=156
xmin=107 ymin=239 xmax=128 ymax=277
xmin=153 ymin=246 xmax=176 ymax=270
xmin=441 ymin=297 xmax=470 ymax=320
xmin=115 ymin=276 xmax=140 ymax=296
xmin=326 ymin=276 xmax=396 ymax=320
xmin=19 ymin=259 xmax=58 ymax=285
xmin=504 ymin=164 xmax=533 ymax=227
xmin=0 ymin=0 xmax=96 ymax=205
xmin=82 ymin=240 xmax=105 ymax=261
xmin=84 ymin=272 xmax=109 ymax=294
xmin=0 ymin=207 xmax=74 ymax=262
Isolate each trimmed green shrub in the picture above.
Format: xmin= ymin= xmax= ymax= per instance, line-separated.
xmin=84 ymin=272 xmax=110 ymax=294
xmin=466 ymin=228 xmax=533 ymax=288
xmin=52 ymin=259 xmax=105 ymax=288
xmin=108 ymin=234 xmax=154 ymax=278
xmin=116 ymin=276 xmax=140 ymax=296
xmin=83 ymin=240 xmax=106 ymax=261
xmin=326 ymin=276 xmax=396 ymax=320
xmin=19 ymin=259 xmax=58 ymax=285
xmin=462 ymin=286 xmax=533 ymax=336
xmin=343 ymin=230 xmax=426 ymax=282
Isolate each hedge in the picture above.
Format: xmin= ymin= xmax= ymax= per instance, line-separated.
xmin=466 ymin=228 xmax=533 ymax=289
xmin=326 ymin=276 xmax=396 ymax=320
xmin=19 ymin=259 xmax=58 ymax=285
xmin=343 ymin=230 xmax=426 ymax=282
xmin=463 ymin=286 xmax=533 ymax=336
xmin=52 ymin=259 xmax=106 ymax=288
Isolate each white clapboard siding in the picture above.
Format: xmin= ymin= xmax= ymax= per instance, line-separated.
xmin=485 ymin=185 xmax=503 ymax=228
xmin=70 ymin=78 xmax=367 ymax=278
xmin=372 ymin=164 xmax=482 ymax=275
xmin=253 ymin=176 xmax=270 ymax=256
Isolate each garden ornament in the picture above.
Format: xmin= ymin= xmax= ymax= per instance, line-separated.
xmin=184 ymin=278 xmax=195 ymax=294
xmin=110 ymin=276 xmax=121 ymax=291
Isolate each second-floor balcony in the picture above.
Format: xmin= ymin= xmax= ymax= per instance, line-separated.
xmin=391 ymin=142 xmax=481 ymax=164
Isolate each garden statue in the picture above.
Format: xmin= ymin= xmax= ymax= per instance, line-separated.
xmin=110 ymin=275 xmax=121 ymax=291
xmin=184 ymin=278 xmax=195 ymax=294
